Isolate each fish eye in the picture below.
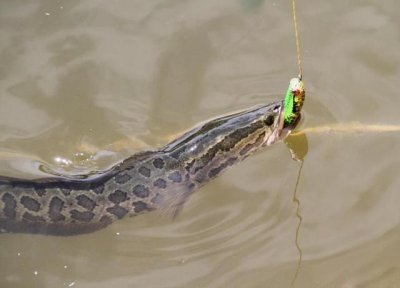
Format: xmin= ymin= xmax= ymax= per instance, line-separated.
xmin=264 ymin=115 xmax=274 ymax=126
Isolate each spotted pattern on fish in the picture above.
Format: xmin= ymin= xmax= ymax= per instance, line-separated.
xmin=0 ymin=101 xmax=294 ymax=235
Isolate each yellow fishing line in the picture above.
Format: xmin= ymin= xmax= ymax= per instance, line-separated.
xmin=292 ymin=0 xmax=303 ymax=78
xmin=292 ymin=123 xmax=400 ymax=136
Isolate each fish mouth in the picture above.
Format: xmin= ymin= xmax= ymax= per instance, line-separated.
xmin=265 ymin=105 xmax=300 ymax=146
xmin=280 ymin=112 xmax=301 ymax=138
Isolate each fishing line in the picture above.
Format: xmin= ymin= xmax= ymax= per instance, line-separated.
xmin=291 ymin=160 xmax=304 ymax=286
xmin=290 ymin=0 xmax=304 ymax=285
xmin=291 ymin=0 xmax=303 ymax=79
xmin=292 ymin=123 xmax=400 ymax=136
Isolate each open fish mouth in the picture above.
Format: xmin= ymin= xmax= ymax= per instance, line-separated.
xmin=265 ymin=76 xmax=305 ymax=145
xmin=264 ymin=100 xmax=302 ymax=146
xmin=279 ymin=110 xmax=301 ymax=138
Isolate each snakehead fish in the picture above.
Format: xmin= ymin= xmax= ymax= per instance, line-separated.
xmin=0 ymin=79 xmax=305 ymax=236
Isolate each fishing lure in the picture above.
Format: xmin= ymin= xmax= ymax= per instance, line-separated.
xmin=284 ymin=77 xmax=305 ymax=127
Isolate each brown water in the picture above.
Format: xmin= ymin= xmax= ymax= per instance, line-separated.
xmin=1 ymin=1 xmax=400 ymax=287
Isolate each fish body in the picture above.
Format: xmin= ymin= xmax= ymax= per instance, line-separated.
xmin=0 ymin=100 xmax=297 ymax=235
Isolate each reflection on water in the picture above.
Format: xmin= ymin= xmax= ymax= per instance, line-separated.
xmin=1 ymin=0 xmax=400 ymax=287
xmin=291 ymin=161 xmax=303 ymax=287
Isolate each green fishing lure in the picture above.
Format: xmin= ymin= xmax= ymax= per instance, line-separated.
xmin=284 ymin=77 xmax=305 ymax=126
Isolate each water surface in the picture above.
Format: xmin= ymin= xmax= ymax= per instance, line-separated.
xmin=0 ymin=1 xmax=399 ymax=287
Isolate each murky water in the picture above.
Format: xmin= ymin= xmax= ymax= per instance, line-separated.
xmin=1 ymin=0 xmax=400 ymax=287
